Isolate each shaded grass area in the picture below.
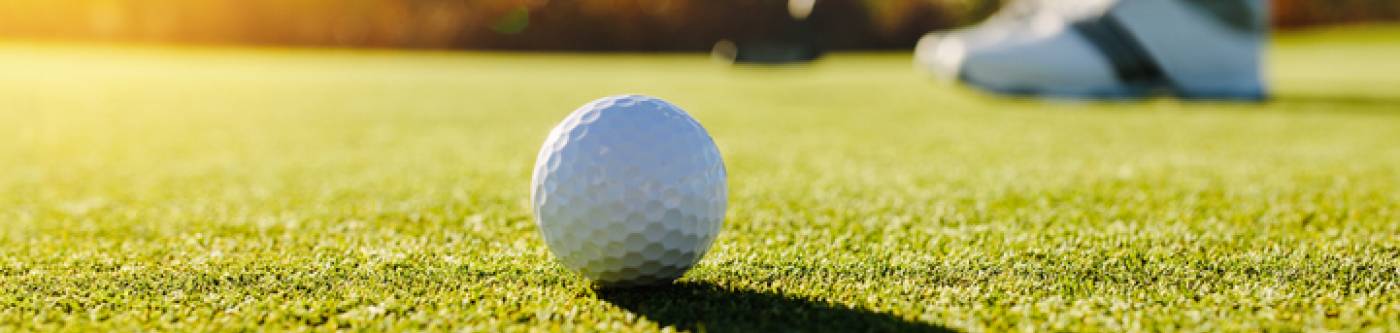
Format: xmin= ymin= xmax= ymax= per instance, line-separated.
xmin=1 ymin=26 xmax=1398 ymax=331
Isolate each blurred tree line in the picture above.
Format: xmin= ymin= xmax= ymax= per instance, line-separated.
xmin=1273 ymin=0 xmax=1400 ymax=27
xmin=0 ymin=0 xmax=1394 ymax=50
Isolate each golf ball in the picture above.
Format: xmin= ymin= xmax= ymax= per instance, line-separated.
xmin=531 ymin=95 xmax=726 ymax=286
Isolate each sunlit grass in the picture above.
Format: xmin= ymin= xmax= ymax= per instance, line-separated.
xmin=2 ymin=26 xmax=1398 ymax=331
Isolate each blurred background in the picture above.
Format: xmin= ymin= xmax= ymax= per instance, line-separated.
xmin=1 ymin=0 xmax=1396 ymax=51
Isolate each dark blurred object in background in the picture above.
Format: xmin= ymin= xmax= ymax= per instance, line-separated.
xmin=0 ymin=0 xmax=1394 ymax=50
xmin=710 ymin=0 xmax=826 ymax=64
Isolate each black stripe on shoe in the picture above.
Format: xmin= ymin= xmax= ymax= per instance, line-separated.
xmin=1070 ymin=14 xmax=1169 ymax=90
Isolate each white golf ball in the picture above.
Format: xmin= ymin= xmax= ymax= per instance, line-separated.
xmin=531 ymin=95 xmax=727 ymax=286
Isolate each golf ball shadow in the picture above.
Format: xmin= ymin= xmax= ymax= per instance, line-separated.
xmin=595 ymin=281 xmax=954 ymax=332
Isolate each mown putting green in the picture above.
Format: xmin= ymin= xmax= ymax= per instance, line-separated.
xmin=1 ymin=25 xmax=1397 ymax=331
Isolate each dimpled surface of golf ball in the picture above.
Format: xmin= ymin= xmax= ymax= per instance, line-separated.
xmin=531 ymin=95 xmax=727 ymax=286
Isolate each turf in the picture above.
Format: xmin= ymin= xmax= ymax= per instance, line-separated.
xmin=2 ymin=25 xmax=1398 ymax=332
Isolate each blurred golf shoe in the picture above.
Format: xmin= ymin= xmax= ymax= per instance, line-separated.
xmin=916 ymin=0 xmax=1267 ymax=100
xmin=915 ymin=0 xmax=1115 ymax=81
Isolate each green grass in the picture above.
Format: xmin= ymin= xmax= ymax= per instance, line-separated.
xmin=2 ymin=25 xmax=1398 ymax=332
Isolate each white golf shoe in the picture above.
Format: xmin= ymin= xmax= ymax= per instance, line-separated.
xmin=914 ymin=0 xmax=1115 ymax=82
xmin=915 ymin=0 xmax=1267 ymax=100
